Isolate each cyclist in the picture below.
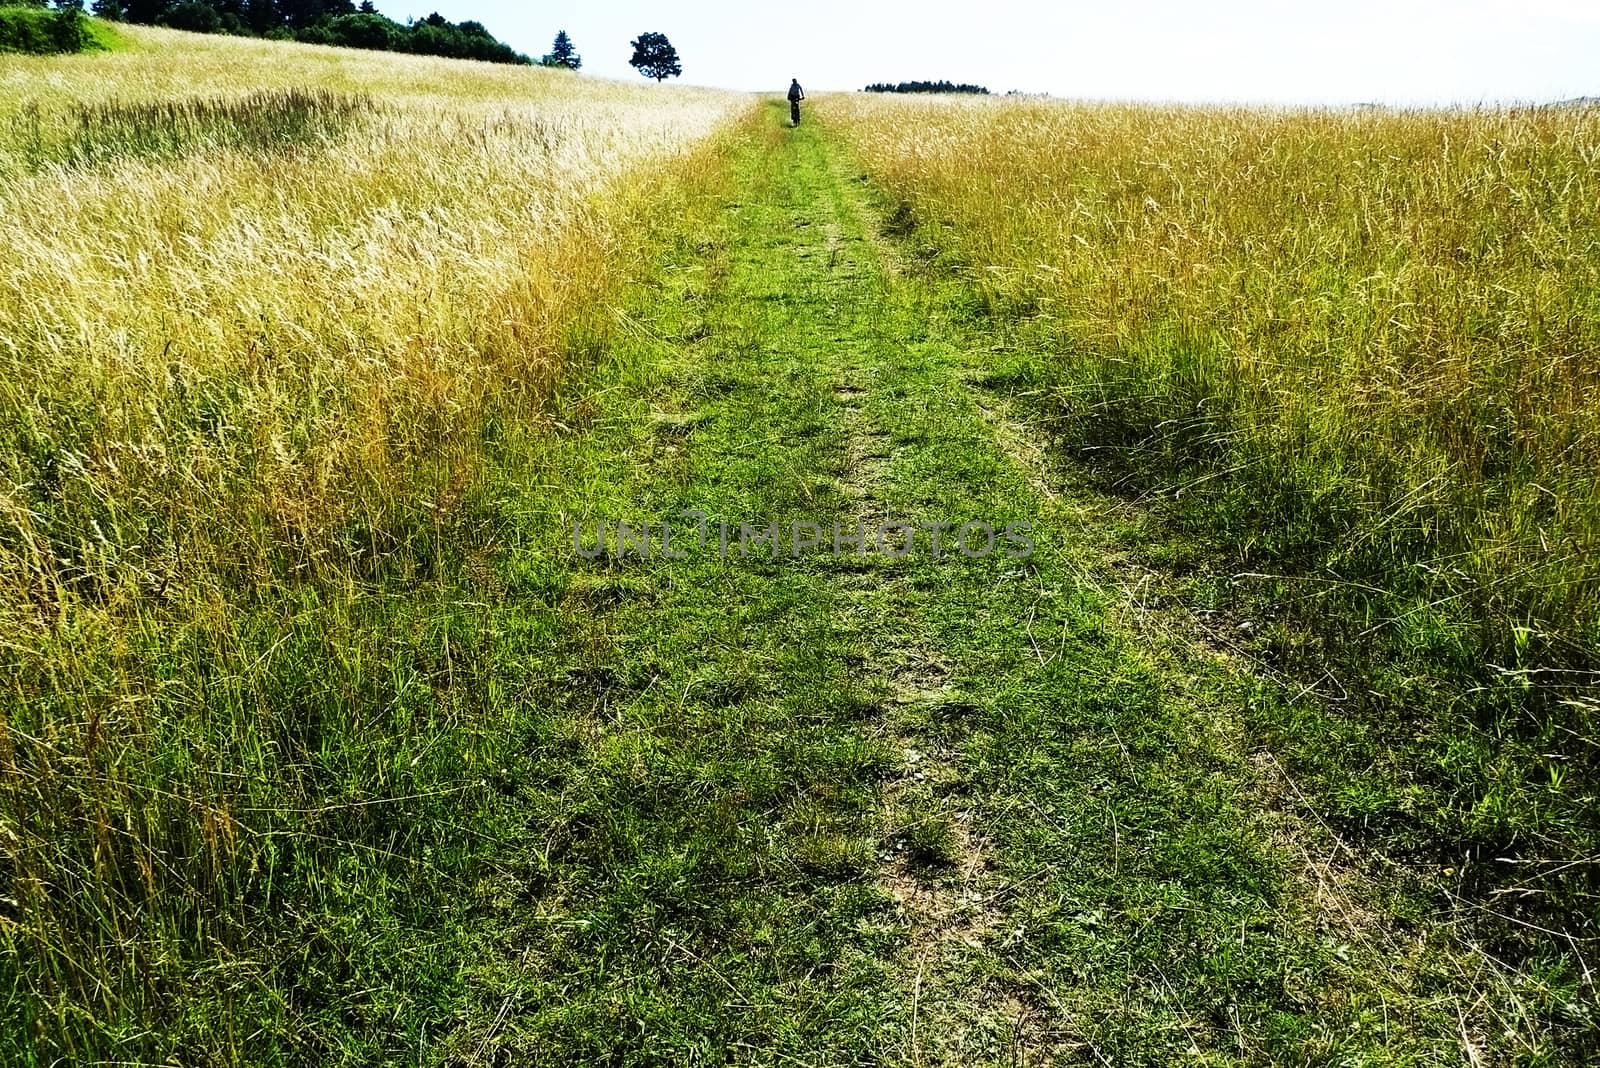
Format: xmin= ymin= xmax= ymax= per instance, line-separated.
xmin=787 ymin=78 xmax=805 ymax=126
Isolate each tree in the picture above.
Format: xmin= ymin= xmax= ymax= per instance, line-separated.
xmin=321 ymin=11 xmax=398 ymax=49
xmin=628 ymin=31 xmax=679 ymax=82
xmin=276 ymin=0 xmax=352 ymax=30
xmin=398 ymin=14 xmax=528 ymax=64
xmin=62 ymin=0 xmax=527 ymax=63
xmin=244 ymin=0 xmax=278 ymax=32
xmin=122 ymin=0 xmax=165 ymax=23
xmin=863 ymin=80 xmax=989 ymax=95
xmin=541 ymin=28 xmax=578 ymax=70
xmin=50 ymin=4 xmax=90 ymax=46
xmin=160 ymin=0 xmax=221 ymax=32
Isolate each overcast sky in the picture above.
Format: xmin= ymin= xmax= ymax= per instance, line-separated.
xmin=382 ymin=0 xmax=1599 ymax=105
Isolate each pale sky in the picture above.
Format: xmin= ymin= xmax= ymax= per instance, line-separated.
xmin=384 ymin=0 xmax=1600 ymax=105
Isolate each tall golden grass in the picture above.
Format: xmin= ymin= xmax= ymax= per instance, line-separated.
xmin=0 ymin=27 xmax=747 ymax=1060
xmin=1 ymin=26 xmax=746 ymax=612
xmin=822 ymin=99 xmax=1600 ymax=965
xmin=827 ymin=93 xmax=1599 ymax=688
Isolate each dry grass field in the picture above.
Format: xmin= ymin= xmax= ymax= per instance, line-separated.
xmin=825 ymin=92 xmax=1600 ymax=896
xmin=827 ymin=95 xmax=1600 ymax=674
xmin=5 ymin=25 xmax=1597 ymax=1064
xmin=1 ymin=26 xmax=743 ymax=606
xmin=1 ymin=26 xmax=749 ymax=1061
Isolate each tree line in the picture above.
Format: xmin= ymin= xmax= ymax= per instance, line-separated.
xmin=863 ymin=80 xmax=989 ymax=95
xmin=7 ymin=2 xmax=688 ymax=82
xmin=43 ymin=0 xmax=535 ymax=65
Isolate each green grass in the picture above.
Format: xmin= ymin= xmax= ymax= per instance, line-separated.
xmin=0 ymin=117 xmax=745 ymax=1066
xmin=823 ymin=94 xmax=1600 ymax=1020
xmin=6 ymin=99 xmax=1595 ymax=1064
xmin=452 ymin=105 xmax=1586 ymax=1063
xmin=82 ymin=14 xmax=124 ymax=51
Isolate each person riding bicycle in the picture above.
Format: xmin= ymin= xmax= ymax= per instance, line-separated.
xmin=787 ymin=78 xmax=805 ymax=126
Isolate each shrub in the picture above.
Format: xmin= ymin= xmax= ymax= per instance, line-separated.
xmin=318 ymin=11 xmax=399 ymax=51
xmin=0 ymin=4 xmax=91 ymax=53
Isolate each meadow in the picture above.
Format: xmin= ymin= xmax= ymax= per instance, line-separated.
xmin=0 ymin=26 xmax=741 ymax=603
xmin=5 ymin=23 xmax=1599 ymax=1065
xmin=825 ymin=96 xmax=1600 ymax=672
xmin=825 ymin=93 xmax=1600 ymax=925
xmin=1 ymin=25 xmax=747 ymax=1061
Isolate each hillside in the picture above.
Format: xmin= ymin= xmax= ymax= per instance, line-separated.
xmin=4 ymin=26 xmax=1598 ymax=1067
xmin=0 ymin=26 xmax=749 ymax=1062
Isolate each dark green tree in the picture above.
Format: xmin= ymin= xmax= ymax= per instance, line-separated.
xmin=276 ymin=0 xmax=352 ymax=30
xmin=541 ymin=28 xmax=578 ymax=69
xmin=244 ymin=0 xmax=277 ymax=32
xmin=628 ymin=31 xmax=679 ymax=82
xmin=160 ymin=1 xmax=221 ymax=32
xmin=122 ymin=0 xmax=164 ymax=23
xmin=51 ymin=4 xmax=90 ymax=46
xmin=66 ymin=0 xmax=528 ymax=63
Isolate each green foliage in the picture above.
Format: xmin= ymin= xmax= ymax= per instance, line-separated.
xmin=0 ymin=4 xmax=91 ymax=53
xmin=540 ymin=27 xmax=578 ymax=70
xmin=863 ymin=80 xmax=989 ymax=94
xmin=628 ymin=30 xmax=680 ymax=82
xmin=98 ymin=0 xmax=531 ymax=65
xmin=157 ymin=0 xmax=218 ymax=32
xmin=311 ymin=10 xmax=395 ymax=49
xmin=398 ymin=14 xmax=527 ymax=64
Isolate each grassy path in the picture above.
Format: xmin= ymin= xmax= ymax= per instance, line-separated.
xmin=470 ymin=105 xmax=1471 ymax=1065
